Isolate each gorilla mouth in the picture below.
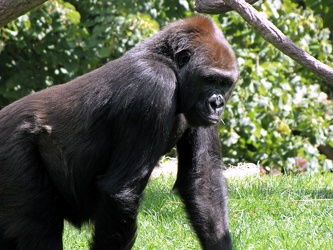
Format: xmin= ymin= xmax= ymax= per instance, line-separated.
xmin=186 ymin=103 xmax=224 ymax=126
xmin=205 ymin=94 xmax=224 ymax=125
xmin=197 ymin=111 xmax=222 ymax=126
xmin=205 ymin=106 xmax=224 ymax=124
xmin=207 ymin=115 xmax=221 ymax=124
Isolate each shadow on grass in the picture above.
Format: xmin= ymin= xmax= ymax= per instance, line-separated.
xmin=294 ymin=188 xmax=333 ymax=199
xmin=140 ymin=177 xmax=183 ymax=218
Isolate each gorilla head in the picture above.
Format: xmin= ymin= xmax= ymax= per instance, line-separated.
xmin=164 ymin=17 xmax=238 ymax=126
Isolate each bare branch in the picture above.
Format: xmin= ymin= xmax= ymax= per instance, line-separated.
xmin=0 ymin=0 xmax=47 ymax=27
xmin=195 ymin=0 xmax=333 ymax=85
xmin=195 ymin=0 xmax=259 ymax=14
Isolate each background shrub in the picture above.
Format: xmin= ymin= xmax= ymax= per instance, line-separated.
xmin=0 ymin=0 xmax=332 ymax=172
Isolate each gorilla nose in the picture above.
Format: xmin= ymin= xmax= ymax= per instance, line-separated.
xmin=208 ymin=94 xmax=225 ymax=112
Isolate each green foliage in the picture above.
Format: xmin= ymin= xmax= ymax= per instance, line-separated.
xmin=219 ymin=0 xmax=333 ymax=172
xmin=0 ymin=0 xmax=332 ymax=172
xmin=0 ymin=0 xmax=193 ymax=106
xmin=292 ymin=0 xmax=333 ymax=32
xmin=0 ymin=0 xmax=188 ymax=106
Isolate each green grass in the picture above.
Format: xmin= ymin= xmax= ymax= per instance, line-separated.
xmin=229 ymin=174 xmax=333 ymax=250
xmin=63 ymin=174 xmax=333 ymax=249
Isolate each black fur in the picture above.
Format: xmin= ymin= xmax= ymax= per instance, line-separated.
xmin=0 ymin=16 xmax=238 ymax=250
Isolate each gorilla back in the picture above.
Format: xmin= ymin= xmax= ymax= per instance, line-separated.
xmin=0 ymin=16 xmax=238 ymax=250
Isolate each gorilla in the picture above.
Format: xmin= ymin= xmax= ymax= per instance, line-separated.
xmin=0 ymin=16 xmax=238 ymax=250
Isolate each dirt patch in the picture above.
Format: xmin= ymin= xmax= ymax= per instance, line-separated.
xmin=151 ymin=158 xmax=178 ymax=179
xmin=151 ymin=158 xmax=260 ymax=179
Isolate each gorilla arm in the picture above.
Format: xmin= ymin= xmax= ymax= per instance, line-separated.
xmin=174 ymin=125 xmax=232 ymax=250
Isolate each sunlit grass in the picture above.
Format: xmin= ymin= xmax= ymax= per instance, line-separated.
xmin=229 ymin=174 xmax=333 ymax=250
xmin=64 ymin=174 xmax=333 ymax=249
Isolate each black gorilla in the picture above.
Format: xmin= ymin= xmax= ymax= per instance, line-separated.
xmin=0 ymin=16 xmax=238 ymax=250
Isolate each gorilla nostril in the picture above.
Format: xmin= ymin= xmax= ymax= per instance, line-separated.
xmin=208 ymin=94 xmax=224 ymax=111
xmin=215 ymin=95 xmax=224 ymax=107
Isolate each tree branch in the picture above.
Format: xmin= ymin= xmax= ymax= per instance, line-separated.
xmin=0 ymin=0 xmax=47 ymax=27
xmin=195 ymin=0 xmax=259 ymax=14
xmin=195 ymin=0 xmax=333 ymax=85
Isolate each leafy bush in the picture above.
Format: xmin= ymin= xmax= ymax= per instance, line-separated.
xmin=0 ymin=0 xmax=332 ymax=172
xmin=219 ymin=0 xmax=333 ymax=173
xmin=0 ymin=0 xmax=161 ymax=106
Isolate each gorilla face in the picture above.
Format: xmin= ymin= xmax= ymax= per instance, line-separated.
xmin=176 ymin=29 xmax=238 ymax=127
xmin=184 ymin=72 xmax=236 ymax=127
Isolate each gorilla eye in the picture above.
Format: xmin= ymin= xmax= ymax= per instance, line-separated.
xmin=176 ymin=50 xmax=191 ymax=68
xmin=222 ymin=79 xmax=234 ymax=89
xmin=205 ymin=76 xmax=216 ymax=83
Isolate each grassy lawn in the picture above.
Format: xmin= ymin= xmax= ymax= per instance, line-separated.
xmin=63 ymin=174 xmax=333 ymax=249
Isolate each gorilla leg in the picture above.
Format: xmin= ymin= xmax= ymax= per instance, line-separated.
xmin=174 ymin=126 xmax=232 ymax=250
xmin=92 ymin=161 xmax=155 ymax=250
xmin=91 ymin=190 xmax=140 ymax=250
xmin=0 ymin=226 xmax=16 ymax=250
xmin=0 ymin=147 xmax=64 ymax=250
xmin=1 ymin=191 xmax=64 ymax=250
xmin=12 ymin=221 xmax=63 ymax=250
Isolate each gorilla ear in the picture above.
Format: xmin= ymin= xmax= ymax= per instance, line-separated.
xmin=175 ymin=50 xmax=191 ymax=68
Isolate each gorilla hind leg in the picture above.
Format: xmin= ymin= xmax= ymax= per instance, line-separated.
xmin=0 ymin=147 xmax=64 ymax=250
xmin=92 ymin=194 xmax=139 ymax=250
xmin=0 ymin=211 xmax=64 ymax=250
xmin=16 ymin=225 xmax=63 ymax=250
xmin=92 ymin=161 xmax=156 ymax=250
xmin=0 ymin=226 xmax=16 ymax=250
